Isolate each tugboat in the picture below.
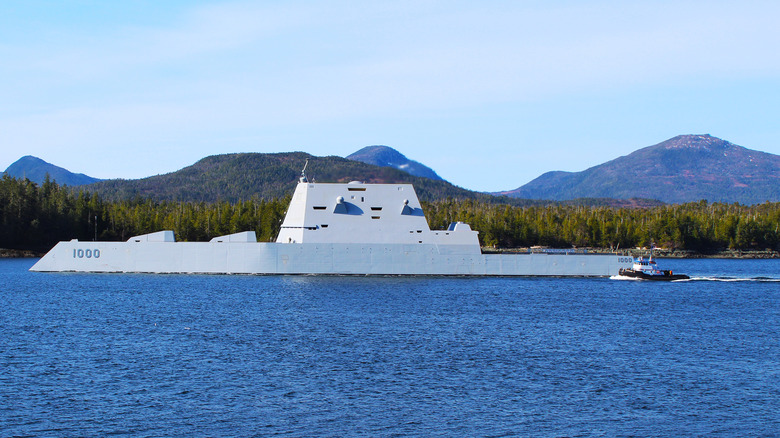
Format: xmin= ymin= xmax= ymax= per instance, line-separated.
xmin=618 ymin=256 xmax=689 ymax=281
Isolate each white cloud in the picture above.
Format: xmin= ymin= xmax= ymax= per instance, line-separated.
xmin=7 ymin=1 xmax=780 ymax=110
xmin=2 ymin=0 xmax=779 ymax=187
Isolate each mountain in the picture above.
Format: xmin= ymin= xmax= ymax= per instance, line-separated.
xmin=85 ymin=152 xmax=518 ymax=204
xmin=346 ymin=146 xmax=443 ymax=181
xmin=498 ymin=135 xmax=780 ymax=204
xmin=4 ymin=155 xmax=102 ymax=186
xmin=11 ymin=151 xmax=658 ymax=208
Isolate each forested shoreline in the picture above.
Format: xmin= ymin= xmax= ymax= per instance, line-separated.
xmin=2 ymin=175 xmax=778 ymax=255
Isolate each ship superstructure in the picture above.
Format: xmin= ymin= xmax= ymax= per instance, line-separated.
xmin=276 ymin=181 xmax=479 ymax=250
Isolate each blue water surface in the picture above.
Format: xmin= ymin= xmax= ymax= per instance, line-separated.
xmin=1 ymin=258 xmax=778 ymax=437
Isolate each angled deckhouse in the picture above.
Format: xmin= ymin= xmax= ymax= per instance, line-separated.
xmin=276 ymin=181 xmax=479 ymax=251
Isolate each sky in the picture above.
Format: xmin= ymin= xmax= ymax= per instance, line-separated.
xmin=1 ymin=0 xmax=779 ymax=192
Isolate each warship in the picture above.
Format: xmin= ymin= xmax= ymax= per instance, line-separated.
xmin=31 ymin=169 xmax=632 ymax=276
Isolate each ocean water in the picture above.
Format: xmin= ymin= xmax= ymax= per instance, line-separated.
xmin=1 ymin=258 xmax=778 ymax=437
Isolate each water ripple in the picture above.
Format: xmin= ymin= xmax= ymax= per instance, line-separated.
xmin=1 ymin=258 xmax=779 ymax=436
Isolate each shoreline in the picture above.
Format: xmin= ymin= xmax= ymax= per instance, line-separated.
xmin=0 ymin=249 xmax=41 ymax=258
xmin=627 ymin=248 xmax=779 ymax=259
xmin=483 ymin=247 xmax=780 ymax=259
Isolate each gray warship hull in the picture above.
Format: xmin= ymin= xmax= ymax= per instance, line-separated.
xmin=31 ymin=181 xmax=632 ymax=276
xmin=31 ymin=240 xmax=629 ymax=276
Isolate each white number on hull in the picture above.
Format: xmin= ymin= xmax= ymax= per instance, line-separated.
xmin=73 ymin=249 xmax=100 ymax=259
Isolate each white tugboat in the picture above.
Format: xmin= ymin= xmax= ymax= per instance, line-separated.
xmin=30 ymin=165 xmax=633 ymax=276
xmin=618 ymin=256 xmax=689 ymax=281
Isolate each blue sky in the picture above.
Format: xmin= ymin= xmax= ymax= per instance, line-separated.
xmin=1 ymin=1 xmax=779 ymax=192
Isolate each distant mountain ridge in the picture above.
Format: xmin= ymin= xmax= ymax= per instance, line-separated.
xmin=76 ymin=152 xmax=659 ymax=208
xmin=346 ymin=146 xmax=443 ymax=181
xmin=8 ymin=134 xmax=779 ymax=206
xmin=498 ymin=134 xmax=780 ymax=204
xmin=84 ymin=152 xmax=515 ymax=205
xmin=4 ymin=155 xmax=101 ymax=186
xmin=5 ymin=152 xmax=639 ymax=207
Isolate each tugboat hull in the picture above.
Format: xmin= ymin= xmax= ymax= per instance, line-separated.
xmin=619 ymin=268 xmax=689 ymax=281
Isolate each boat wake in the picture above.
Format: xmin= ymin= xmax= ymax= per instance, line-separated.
xmin=611 ymin=275 xmax=780 ymax=282
xmin=610 ymin=275 xmax=641 ymax=281
xmin=686 ymin=276 xmax=780 ymax=282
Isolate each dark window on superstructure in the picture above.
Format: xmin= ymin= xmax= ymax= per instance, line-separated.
xmin=348 ymin=187 xmax=366 ymax=192
xmin=371 ymin=216 xmax=380 ymax=219
xmin=313 ymin=206 xmax=326 ymax=210
xmin=371 ymin=207 xmax=382 ymax=211
xmin=321 ymin=224 xmax=329 ymax=228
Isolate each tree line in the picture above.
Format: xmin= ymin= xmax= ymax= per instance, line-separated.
xmin=2 ymin=174 xmax=778 ymax=252
xmin=0 ymin=175 xmax=288 ymax=251
xmin=422 ymin=199 xmax=780 ymax=251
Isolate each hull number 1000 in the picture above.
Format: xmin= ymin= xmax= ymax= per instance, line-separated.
xmin=73 ymin=249 xmax=101 ymax=259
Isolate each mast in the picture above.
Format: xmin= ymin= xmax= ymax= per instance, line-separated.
xmin=299 ymin=159 xmax=309 ymax=183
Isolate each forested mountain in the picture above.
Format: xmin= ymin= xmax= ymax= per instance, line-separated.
xmin=500 ymin=135 xmax=780 ymax=204
xmin=346 ymin=146 xmax=443 ymax=180
xmin=6 ymin=152 xmax=657 ymax=208
xmin=4 ymin=155 xmax=101 ymax=186
xmin=2 ymin=174 xmax=777 ymax=253
xmin=9 ymin=134 xmax=780 ymax=206
xmin=6 ymin=140 xmax=778 ymax=254
xmin=84 ymin=152 xmax=510 ymax=204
